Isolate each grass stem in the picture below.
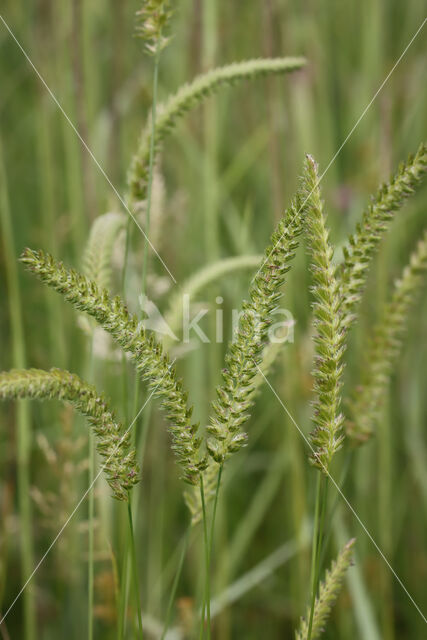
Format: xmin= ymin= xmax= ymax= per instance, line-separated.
xmin=161 ymin=526 xmax=191 ymax=640
xmin=307 ymin=473 xmax=328 ymax=640
xmin=141 ymin=48 xmax=160 ymax=296
xmin=88 ymin=432 xmax=95 ymax=640
xmin=199 ymin=465 xmax=223 ymax=639
xmin=199 ymin=475 xmax=210 ymax=640
xmin=127 ymin=496 xmax=144 ymax=639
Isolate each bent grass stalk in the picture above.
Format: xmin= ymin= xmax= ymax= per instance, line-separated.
xmin=127 ymin=57 xmax=306 ymax=207
xmin=20 ymin=248 xmax=206 ymax=485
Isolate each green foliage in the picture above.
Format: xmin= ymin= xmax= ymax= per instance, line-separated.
xmin=296 ymin=539 xmax=355 ymax=640
xmin=127 ymin=57 xmax=306 ymax=206
xmin=82 ymin=212 xmax=126 ymax=292
xmin=0 ymin=368 xmax=138 ymax=501
xmin=301 ymin=155 xmax=345 ymax=472
xmin=20 ymin=249 xmax=207 ymax=485
xmin=339 ymin=142 xmax=427 ymax=329
xmin=347 ymin=229 xmax=427 ymax=444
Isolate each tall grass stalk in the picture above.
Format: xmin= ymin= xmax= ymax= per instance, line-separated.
xmin=0 ymin=134 xmax=35 ymax=640
xmin=127 ymin=495 xmax=144 ymax=639
xmin=88 ymin=431 xmax=95 ymax=640
xmin=129 ymin=50 xmax=160 ymax=443
xmin=199 ymin=464 xmax=223 ymax=639
xmin=199 ymin=475 xmax=210 ymax=639
xmin=130 ymin=29 xmax=164 ymax=564
xmin=86 ymin=332 xmax=96 ymax=640
xmin=141 ymin=49 xmax=161 ymax=295
xmin=307 ymin=475 xmax=328 ymax=640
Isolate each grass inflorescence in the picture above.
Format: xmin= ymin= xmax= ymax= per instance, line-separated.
xmin=1 ymin=5 xmax=427 ymax=638
xmin=0 ymin=368 xmax=138 ymax=501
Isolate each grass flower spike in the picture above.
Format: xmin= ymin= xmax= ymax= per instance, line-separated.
xmin=207 ymin=195 xmax=304 ymax=464
xmin=347 ymin=228 xmax=427 ymax=444
xmin=339 ymin=142 xmax=427 ymax=329
xmin=296 ymin=539 xmax=355 ymax=640
xmin=83 ymin=212 xmax=126 ymax=291
xmin=301 ymin=155 xmax=345 ymax=472
xmin=21 ymin=248 xmax=206 ymax=485
xmin=136 ymin=0 xmax=173 ymax=55
xmin=127 ymin=58 xmax=306 ymax=207
xmin=0 ymin=368 xmax=138 ymax=501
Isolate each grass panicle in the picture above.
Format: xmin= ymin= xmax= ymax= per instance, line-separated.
xmin=127 ymin=57 xmax=306 ymax=207
xmin=0 ymin=368 xmax=138 ymax=501
xmin=301 ymin=155 xmax=345 ymax=472
xmin=136 ymin=0 xmax=173 ymax=56
xmin=83 ymin=211 xmax=126 ymax=291
xmin=206 ymin=196 xmax=304 ymax=465
xmin=296 ymin=539 xmax=355 ymax=640
xmin=20 ymin=248 xmax=207 ymax=485
xmin=339 ymin=142 xmax=427 ymax=329
xmin=185 ymin=174 xmax=306 ymax=524
xmin=347 ymin=228 xmax=427 ymax=444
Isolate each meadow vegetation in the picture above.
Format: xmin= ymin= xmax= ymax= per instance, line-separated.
xmin=0 ymin=1 xmax=426 ymax=639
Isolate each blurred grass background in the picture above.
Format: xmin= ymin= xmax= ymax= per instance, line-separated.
xmin=0 ymin=0 xmax=426 ymax=638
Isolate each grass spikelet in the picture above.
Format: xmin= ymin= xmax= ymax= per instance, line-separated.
xmin=296 ymin=539 xmax=355 ymax=640
xmin=127 ymin=57 xmax=306 ymax=207
xmin=184 ymin=321 xmax=293 ymax=526
xmin=83 ymin=212 xmax=126 ymax=291
xmin=339 ymin=142 xmax=427 ymax=329
xmin=301 ymin=154 xmax=345 ymax=472
xmin=20 ymin=248 xmax=206 ymax=485
xmin=206 ymin=195 xmax=304 ymax=464
xmin=347 ymin=228 xmax=427 ymax=444
xmin=136 ymin=0 xmax=173 ymax=56
xmin=0 ymin=368 xmax=138 ymax=501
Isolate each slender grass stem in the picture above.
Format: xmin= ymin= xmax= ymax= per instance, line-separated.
xmin=88 ymin=432 xmax=95 ymax=640
xmin=199 ymin=475 xmax=210 ymax=640
xmin=316 ymin=478 xmax=328 ymax=579
xmin=87 ymin=338 xmax=96 ymax=640
xmin=130 ymin=44 xmax=160 ymax=481
xmin=117 ymin=551 xmax=129 ymax=640
xmin=209 ymin=465 xmax=223 ymax=563
xmin=199 ymin=465 xmax=223 ymax=639
xmin=307 ymin=473 xmax=323 ymax=640
xmin=120 ymin=45 xmax=160 ymax=637
xmin=320 ymin=450 xmax=353 ymax=567
xmin=127 ymin=496 xmax=144 ymax=639
xmin=141 ymin=48 xmax=160 ymax=296
xmin=161 ymin=526 xmax=191 ymax=640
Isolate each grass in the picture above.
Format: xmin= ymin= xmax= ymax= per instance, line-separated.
xmin=0 ymin=1 xmax=426 ymax=639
